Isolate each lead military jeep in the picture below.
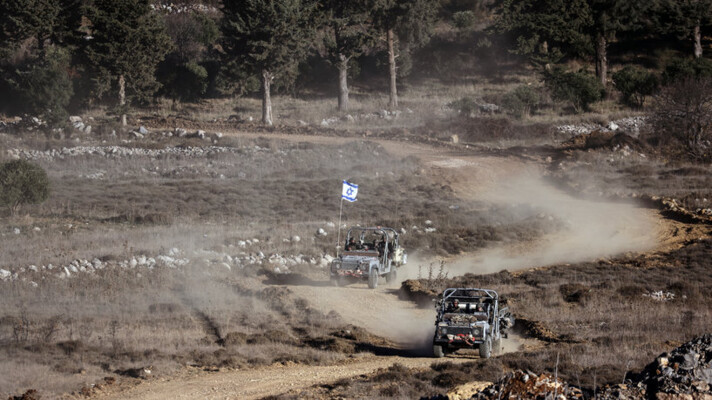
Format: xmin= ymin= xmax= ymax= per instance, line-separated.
xmin=330 ymin=227 xmax=407 ymax=289
xmin=432 ymin=288 xmax=514 ymax=358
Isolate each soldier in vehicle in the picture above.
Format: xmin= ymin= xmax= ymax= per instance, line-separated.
xmin=345 ymin=237 xmax=356 ymax=251
xmin=376 ymin=238 xmax=387 ymax=257
xmin=447 ymin=299 xmax=460 ymax=313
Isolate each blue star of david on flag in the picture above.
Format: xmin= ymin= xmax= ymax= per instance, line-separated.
xmin=342 ymin=180 xmax=358 ymax=202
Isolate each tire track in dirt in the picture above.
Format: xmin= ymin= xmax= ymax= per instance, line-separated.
xmin=177 ymin=288 xmax=225 ymax=347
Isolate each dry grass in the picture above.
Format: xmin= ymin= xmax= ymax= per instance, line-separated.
xmin=397 ymin=237 xmax=712 ymax=392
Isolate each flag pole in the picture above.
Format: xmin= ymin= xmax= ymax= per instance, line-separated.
xmin=336 ymin=197 xmax=344 ymax=257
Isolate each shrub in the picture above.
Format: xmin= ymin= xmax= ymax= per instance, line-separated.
xmin=452 ymin=11 xmax=476 ymax=30
xmin=662 ymin=57 xmax=712 ymax=85
xmin=544 ymin=68 xmax=605 ymax=113
xmin=0 ymin=159 xmax=50 ymax=214
xmin=501 ymin=85 xmax=541 ymax=118
xmin=447 ymin=96 xmax=480 ymax=115
xmin=159 ymin=61 xmax=209 ymax=102
xmin=651 ymin=77 xmax=712 ymax=161
xmin=612 ymin=66 xmax=659 ymax=108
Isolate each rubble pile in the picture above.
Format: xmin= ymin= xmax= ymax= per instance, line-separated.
xmin=468 ymin=370 xmax=584 ymax=400
xmin=598 ymin=335 xmax=712 ymax=400
xmin=637 ymin=334 xmax=712 ymax=398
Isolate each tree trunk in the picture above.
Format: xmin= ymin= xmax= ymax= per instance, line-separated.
xmin=387 ymin=28 xmax=398 ymax=110
xmin=595 ymin=33 xmax=608 ymax=87
xmin=118 ymin=74 xmax=127 ymax=126
xmin=694 ymin=23 xmax=703 ymax=58
xmin=262 ymin=70 xmax=274 ymax=126
xmin=338 ymin=54 xmax=349 ymax=111
xmin=541 ymin=40 xmax=552 ymax=71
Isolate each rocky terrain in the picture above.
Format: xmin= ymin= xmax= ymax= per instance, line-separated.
xmin=0 ymin=109 xmax=710 ymax=399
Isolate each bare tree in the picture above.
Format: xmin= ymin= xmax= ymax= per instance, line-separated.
xmin=652 ymin=78 xmax=712 ymax=160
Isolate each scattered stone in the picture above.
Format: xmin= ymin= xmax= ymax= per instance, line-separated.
xmin=13 ymin=228 xmax=20 ymax=235
xmin=316 ymin=228 xmax=327 ymax=237
xmin=0 ymin=269 xmax=11 ymax=280
xmin=478 ymin=103 xmax=499 ymax=114
xmin=321 ymin=117 xmax=339 ymax=126
xmin=291 ymin=235 xmax=301 ymax=243
xmin=138 ymin=126 xmax=148 ymax=134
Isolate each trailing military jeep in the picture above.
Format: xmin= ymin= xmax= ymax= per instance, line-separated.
xmin=432 ymin=288 xmax=514 ymax=358
xmin=330 ymin=227 xmax=407 ymax=289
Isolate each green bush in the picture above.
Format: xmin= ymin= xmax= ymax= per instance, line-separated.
xmin=452 ymin=11 xmax=476 ymax=30
xmin=544 ymin=68 xmax=604 ymax=113
xmin=501 ymin=85 xmax=541 ymax=118
xmin=447 ymin=96 xmax=480 ymax=115
xmin=662 ymin=57 xmax=712 ymax=85
xmin=160 ymin=61 xmax=209 ymax=102
xmin=0 ymin=160 xmax=50 ymax=214
xmin=613 ymin=66 xmax=659 ymax=108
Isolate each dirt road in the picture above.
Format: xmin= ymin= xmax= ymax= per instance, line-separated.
xmin=97 ymin=355 xmax=475 ymax=400
xmin=97 ymin=131 xmax=664 ymax=400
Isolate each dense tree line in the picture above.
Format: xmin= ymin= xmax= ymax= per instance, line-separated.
xmin=1 ymin=0 xmax=712 ymax=132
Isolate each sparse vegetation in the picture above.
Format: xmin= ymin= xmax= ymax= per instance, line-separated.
xmin=613 ymin=66 xmax=659 ymax=108
xmin=0 ymin=159 xmax=49 ymax=214
xmin=544 ymin=68 xmax=605 ymax=113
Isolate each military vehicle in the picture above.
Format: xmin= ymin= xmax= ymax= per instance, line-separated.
xmin=432 ymin=288 xmax=514 ymax=358
xmin=330 ymin=227 xmax=407 ymax=289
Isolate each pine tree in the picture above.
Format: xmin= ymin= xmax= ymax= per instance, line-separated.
xmin=0 ymin=0 xmax=82 ymax=123
xmin=491 ymin=0 xmax=593 ymax=68
xmin=83 ymin=0 xmax=172 ymax=125
xmin=372 ymin=0 xmax=438 ymax=110
xmin=587 ymin=0 xmax=651 ymax=86
xmin=221 ymin=0 xmax=318 ymax=126
xmin=322 ymin=0 xmax=371 ymax=111
xmin=657 ymin=0 xmax=712 ymax=58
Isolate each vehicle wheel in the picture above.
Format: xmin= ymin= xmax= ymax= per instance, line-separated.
xmin=368 ymin=268 xmax=379 ymax=289
xmin=493 ymin=337 xmax=502 ymax=356
xmin=479 ymin=338 xmax=492 ymax=359
xmin=386 ymin=268 xmax=397 ymax=284
xmin=433 ymin=344 xmax=445 ymax=358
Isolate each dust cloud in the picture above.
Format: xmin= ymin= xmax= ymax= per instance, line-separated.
xmin=447 ymin=174 xmax=659 ymax=276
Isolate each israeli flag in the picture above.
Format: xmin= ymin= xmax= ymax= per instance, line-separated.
xmin=342 ymin=180 xmax=358 ymax=202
